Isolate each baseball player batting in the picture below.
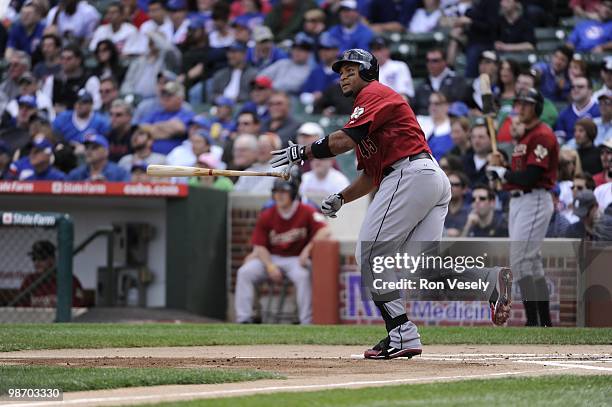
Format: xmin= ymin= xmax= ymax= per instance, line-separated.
xmin=271 ymin=49 xmax=512 ymax=359
xmin=487 ymin=88 xmax=559 ymax=327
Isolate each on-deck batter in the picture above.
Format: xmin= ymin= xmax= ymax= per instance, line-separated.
xmin=271 ymin=49 xmax=512 ymax=359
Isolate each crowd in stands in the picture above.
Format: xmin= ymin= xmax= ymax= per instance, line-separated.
xmin=0 ymin=0 xmax=611 ymax=241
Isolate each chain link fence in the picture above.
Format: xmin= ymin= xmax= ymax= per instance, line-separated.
xmin=0 ymin=212 xmax=74 ymax=323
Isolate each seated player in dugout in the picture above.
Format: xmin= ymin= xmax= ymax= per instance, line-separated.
xmin=18 ymin=240 xmax=86 ymax=307
xmin=234 ymin=179 xmax=331 ymax=325
xmin=271 ymin=49 xmax=513 ymax=359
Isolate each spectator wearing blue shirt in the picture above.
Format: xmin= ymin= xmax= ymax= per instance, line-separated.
xmin=52 ymin=90 xmax=110 ymax=144
xmin=419 ymin=92 xmax=454 ymax=161
xmin=21 ymin=138 xmax=66 ymax=181
xmin=461 ymin=184 xmax=508 ymax=238
xmin=567 ymin=1 xmax=612 ymax=53
xmin=240 ymin=76 xmax=273 ymax=123
xmin=532 ymin=46 xmax=573 ymax=102
xmin=300 ymin=32 xmax=340 ymax=107
xmin=210 ymin=97 xmax=235 ymax=142
xmin=368 ymin=0 xmax=419 ymax=32
xmin=6 ymin=2 xmax=45 ymax=57
xmin=327 ymin=0 xmax=374 ymax=52
xmin=246 ymin=26 xmax=288 ymax=70
xmin=139 ymin=81 xmax=195 ymax=154
xmin=555 ymin=76 xmax=601 ymax=146
xmin=67 ymin=133 xmax=130 ymax=182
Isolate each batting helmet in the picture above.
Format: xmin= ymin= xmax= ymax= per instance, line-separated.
xmin=332 ymin=49 xmax=379 ymax=82
xmin=272 ymin=179 xmax=298 ymax=201
xmin=515 ymin=87 xmax=544 ymax=117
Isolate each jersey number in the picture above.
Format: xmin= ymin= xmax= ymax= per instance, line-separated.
xmin=357 ymin=136 xmax=378 ymax=158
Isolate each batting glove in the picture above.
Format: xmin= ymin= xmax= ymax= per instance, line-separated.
xmin=321 ymin=193 xmax=344 ymax=218
xmin=270 ymin=141 xmax=306 ymax=168
xmin=486 ymin=166 xmax=507 ymax=183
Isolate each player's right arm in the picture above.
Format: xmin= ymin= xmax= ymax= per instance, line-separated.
xmin=302 ymin=130 xmax=356 ymax=160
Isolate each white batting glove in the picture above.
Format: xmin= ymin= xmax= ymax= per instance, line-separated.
xmin=270 ymin=141 xmax=305 ymax=168
xmin=321 ymin=193 xmax=344 ymax=218
xmin=486 ymin=165 xmax=507 ymax=183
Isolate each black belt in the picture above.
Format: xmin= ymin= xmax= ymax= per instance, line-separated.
xmin=510 ymin=189 xmax=532 ymax=197
xmin=382 ymin=152 xmax=431 ymax=178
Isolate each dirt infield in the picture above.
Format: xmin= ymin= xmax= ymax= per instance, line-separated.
xmin=1 ymin=345 xmax=611 ymax=406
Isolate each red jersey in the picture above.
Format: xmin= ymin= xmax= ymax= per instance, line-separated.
xmin=18 ymin=272 xmax=85 ymax=307
xmin=504 ymin=122 xmax=559 ymax=191
xmin=251 ymin=203 xmax=327 ymax=256
xmin=343 ymin=81 xmax=430 ymax=186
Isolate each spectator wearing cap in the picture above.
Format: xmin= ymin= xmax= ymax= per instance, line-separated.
xmin=208 ymin=41 xmax=258 ymax=103
xmin=370 ymin=36 xmax=415 ymax=100
xmin=19 ymin=138 xmax=66 ymax=181
xmin=566 ymin=190 xmax=603 ymax=239
xmin=0 ymin=51 xmax=31 ymax=101
xmin=67 ymin=133 xmax=130 ymax=181
xmin=261 ymin=91 xmax=302 ymax=147
xmin=210 ymin=96 xmax=235 ymax=141
xmin=5 ymin=2 xmax=45 ymax=58
xmin=241 ymin=76 xmax=273 ymax=122
xmin=231 ymin=19 xmax=252 ymax=44
xmin=4 ymin=72 xmax=55 ymax=122
xmin=45 ymin=0 xmax=101 ymax=44
xmin=246 ymin=26 xmax=288 ymax=70
xmin=166 ymin=0 xmax=190 ymax=45
xmin=413 ymin=47 xmax=470 ymax=116
xmin=555 ymin=76 xmax=601 ymax=146
xmin=300 ymin=32 xmax=341 ymax=107
xmin=130 ymin=162 xmax=151 ymax=182
xmin=132 ymin=70 xmax=192 ymax=124
xmin=574 ymin=118 xmax=603 ymax=175
xmin=32 ymin=34 xmax=62 ymax=82
xmin=52 ymin=89 xmax=111 ymax=144
xmin=138 ymin=81 xmax=195 ymax=154
xmin=118 ymin=126 xmax=166 ymax=172
xmin=106 ymin=99 xmax=136 ymax=162
xmin=593 ymin=139 xmax=612 ymax=187
xmin=234 ymin=132 xmax=281 ymax=193
xmin=532 ymin=46 xmax=573 ymax=103
xmin=594 ymin=91 xmax=612 ymax=146
xmin=493 ymin=0 xmax=535 ymax=53
xmin=259 ymin=33 xmax=314 ymax=95
xmin=139 ymin=0 xmax=174 ymax=44
xmin=0 ymin=141 xmax=11 ymax=179
xmin=447 ymin=116 xmax=471 ymax=157
xmin=231 ymin=0 xmax=265 ymax=31
xmin=166 ymin=128 xmax=213 ymax=169
xmin=417 ymin=92 xmax=453 ymax=161
xmin=594 ymin=58 xmax=612 ymax=102
xmin=121 ymin=31 xmax=181 ymax=99
xmin=327 ymin=0 xmax=374 ymax=52
xmin=470 ymin=50 xmax=499 ymax=111
xmin=0 ymin=95 xmax=40 ymax=155
xmin=189 ymin=152 xmax=234 ymax=190
xmin=408 ymin=0 xmax=443 ymax=34
xmin=209 ymin=2 xmax=235 ymax=48
xmin=567 ymin=1 xmax=612 ymax=53
xmin=463 ymin=118 xmax=492 ymax=187
xmin=42 ymin=45 xmax=102 ymax=112
xmin=89 ymin=2 xmax=138 ymax=54
xmin=264 ymin=0 xmax=317 ymax=42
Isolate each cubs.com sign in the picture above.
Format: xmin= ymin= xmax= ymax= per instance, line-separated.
xmin=1 ymin=212 xmax=57 ymax=227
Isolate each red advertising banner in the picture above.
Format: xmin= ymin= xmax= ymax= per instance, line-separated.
xmin=0 ymin=181 xmax=189 ymax=198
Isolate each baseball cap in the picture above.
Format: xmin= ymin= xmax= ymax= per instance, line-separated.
xmin=251 ymin=75 xmax=273 ymax=89
xmin=157 ymin=69 xmax=178 ymax=82
xmin=82 ymin=133 xmax=110 ymax=149
xmin=339 ymin=0 xmax=358 ymax=10
xmin=253 ymin=26 xmax=274 ymax=42
xmin=192 ymin=129 xmax=213 ymax=145
xmin=166 ymin=0 xmax=187 ymax=11
xmin=189 ymin=115 xmax=212 ymax=129
xmin=161 ymin=81 xmax=184 ymax=97
xmin=76 ymin=89 xmax=93 ymax=104
xmin=369 ymin=36 xmax=388 ymax=49
xmin=227 ymin=41 xmax=248 ymax=52
xmin=230 ymin=18 xmax=250 ymax=29
xmin=480 ymin=50 xmax=498 ymax=62
xmin=31 ymin=136 xmax=54 ymax=154
xmin=188 ymin=17 xmax=205 ymax=30
xmin=449 ymin=101 xmax=469 ymax=117
xmin=293 ymin=32 xmax=315 ymax=50
xmin=214 ymin=96 xmax=235 ymax=107
xmin=17 ymin=94 xmax=37 ymax=108
xmin=319 ymin=32 xmax=341 ymax=49
xmin=573 ymin=190 xmax=597 ymax=218
xmin=18 ymin=72 xmax=35 ymax=84
xmin=28 ymin=240 xmax=55 ymax=260
xmin=297 ymin=122 xmax=324 ymax=139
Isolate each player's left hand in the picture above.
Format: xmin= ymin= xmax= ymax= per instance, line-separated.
xmin=321 ymin=193 xmax=344 ymax=218
xmin=486 ymin=165 xmax=507 ymax=183
xmin=270 ymin=141 xmax=305 ymax=168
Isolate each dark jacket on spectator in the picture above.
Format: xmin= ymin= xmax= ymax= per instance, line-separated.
xmin=413 ymin=72 xmax=470 ymax=116
xmin=207 ymin=66 xmax=258 ymax=104
xmin=578 ymin=145 xmax=603 ymax=176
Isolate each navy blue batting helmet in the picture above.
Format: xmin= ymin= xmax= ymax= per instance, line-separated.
xmin=332 ymin=49 xmax=379 ymax=82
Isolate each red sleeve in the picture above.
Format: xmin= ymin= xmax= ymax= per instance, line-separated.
xmin=344 ymin=91 xmax=396 ymax=134
xmin=526 ymin=131 xmax=555 ymax=169
xmin=251 ymin=209 xmax=271 ymax=247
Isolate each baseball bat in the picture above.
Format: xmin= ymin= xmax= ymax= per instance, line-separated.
xmin=479 ymin=73 xmax=498 ymax=153
xmin=146 ymin=165 xmax=290 ymax=180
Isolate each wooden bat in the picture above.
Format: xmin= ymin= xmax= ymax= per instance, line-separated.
xmin=147 ymin=165 xmax=290 ymax=180
xmin=479 ymin=73 xmax=498 ymax=154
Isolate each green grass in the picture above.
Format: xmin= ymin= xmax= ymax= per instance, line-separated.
xmin=153 ymin=375 xmax=612 ymax=407
xmin=0 ymin=366 xmax=280 ymax=394
xmin=1 ymin=324 xmax=611 ymax=351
